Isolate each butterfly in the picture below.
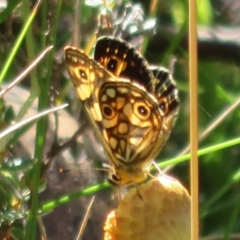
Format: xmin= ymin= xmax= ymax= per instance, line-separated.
xmin=64 ymin=37 xmax=179 ymax=186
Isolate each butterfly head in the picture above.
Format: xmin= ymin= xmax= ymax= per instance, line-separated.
xmin=104 ymin=163 xmax=149 ymax=186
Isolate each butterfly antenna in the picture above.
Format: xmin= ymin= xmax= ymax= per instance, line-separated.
xmin=58 ymin=166 xmax=110 ymax=174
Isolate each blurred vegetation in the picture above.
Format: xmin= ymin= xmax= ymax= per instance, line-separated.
xmin=0 ymin=0 xmax=240 ymax=239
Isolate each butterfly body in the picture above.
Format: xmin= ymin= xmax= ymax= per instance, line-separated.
xmin=65 ymin=37 xmax=179 ymax=186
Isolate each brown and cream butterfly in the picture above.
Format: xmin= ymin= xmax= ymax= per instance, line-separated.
xmin=64 ymin=37 xmax=179 ymax=186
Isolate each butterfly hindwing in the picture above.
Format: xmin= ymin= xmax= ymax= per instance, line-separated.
xmin=98 ymin=80 xmax=162 ymax=166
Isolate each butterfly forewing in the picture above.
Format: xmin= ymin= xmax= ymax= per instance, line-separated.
xmin=94 ymin=37 xmax=153 ymax=88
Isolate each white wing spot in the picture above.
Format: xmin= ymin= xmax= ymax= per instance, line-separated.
xmin=106 ymin=88 xmax=116 ymax=98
